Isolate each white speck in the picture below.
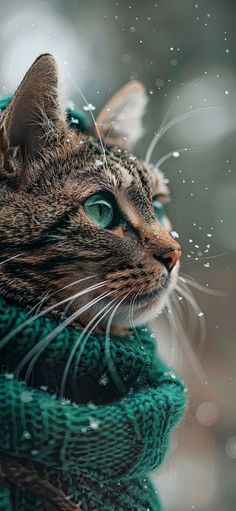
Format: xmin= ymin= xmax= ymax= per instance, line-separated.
xmin=129 ymin=155 xmax=137 ymax=160
xmin=189 ymin=239 xmax=193 ymax=243
xmin=225 ymin=90 xmax=229 ymax=95
xmin=207 ymin=233 xmax=212 ymax=237
xmin=170 ymin=47 xmax=174 ymax=51
xmin=99 ymin=373 xmax=108 ymax=386
xmin=204 ymin=262 xmax=210 ymax=268
xmin=171 ymin=230 xmax=179 ymax=239
xmin=5 ymin=372 xmax=14 ymax=380
xmin=89 ymin=419 xmax=100 ymax=430
xmin=178 ymin=296 xmax=183 ymax=301
xmin=88 ymin=401 xmax=97 ymax=410
xmin=198 ymin=312 xmax=204 ymax=317
xmin=173 ymin=151 xmax=180 ymax=158
xmin=21 ymin=391 xmax=33 ymax=403
xmin=225 ymin=49 xmax=229 ymax=53
xmin=83 ymin=103 xmax=96 ymax=112
xmin=95 ymin=159 xmax=103 ymax=167
xmin=31 ymin=449 xmax=38 ymax=456
xmin=23 ymin=431 xmax=31 ymax=440
xmin=40 ymin=385 xmax=48 ymax=391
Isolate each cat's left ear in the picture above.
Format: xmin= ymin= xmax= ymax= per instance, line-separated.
xmin=0 ymin=54 xmax=67 ymax=160
xmin=96 ymin=81 xmax=148 ymax=149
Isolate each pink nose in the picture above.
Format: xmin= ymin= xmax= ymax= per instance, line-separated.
xmin=161 ymin=249 xmax=181 ymax=271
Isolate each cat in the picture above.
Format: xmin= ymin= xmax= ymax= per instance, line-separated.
xmin=0 ymin=53 xmax=181 ymax=337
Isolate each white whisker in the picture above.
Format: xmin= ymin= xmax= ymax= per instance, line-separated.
xmin=61 ymin=293 xmax=117 ymax=396
xmin=19 ymin=289 xmax=113 ymax=381
xmin=179 ymin=274 xmax=225 ymax=296
xmin=145 ymin=107 xmax=219 ymax=164
xmin=0 ymin=281 xmax=106 ymax=351
xmin=175 ymin=283 xmax=206 ymax=357
xmin=168 ymin=293 xmax=207 ymax=381
xmin=105 ymin=293 xmax=131 ymax=393
xmin=29 ymin=275 xmax=96 ymax=316
xmin=67 ymin=72 xmax=108 ymax=168
xmin=154 ymin=147 xmax=199 ymax=169
xmin=103 ymin=95 xmax=139 ymax=148
xmin=0 ymin=254 xmax=24 ymax=265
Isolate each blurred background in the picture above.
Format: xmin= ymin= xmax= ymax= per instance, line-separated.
xmin=0 ymin=0 xmax=235 ymax=509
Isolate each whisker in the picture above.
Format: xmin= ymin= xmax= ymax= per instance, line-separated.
xmin=179 ymin=274 xmax=225 ymax=296
xmin=67 ymin=72 xmax=108 ymax=169
xmin=105 ymin=292 xmax=131 ymax=393
xmin=175 ymin=283 xmax=206 ymax=357
xmin=154 ymin=147 xmax=199 ymax=169
xmin=19 ymin=289 xmax=113 ymax=381
xmin=103 ymin=95 xmax=140 ymax=149
xmin=61 ymin=293 xmax=117 ymax=396
xmin=169 ymin=293 xmax=208 ymax=382
xmin=0 ymin=253 xmax=24 ymax=265
xmin=29 ymin=275 xmax=96 ymax=315
xmin=181 ymin=249 xmax=229 ymax=266
xmin=145 ymin=106 xmax=219 ymax=164
xmin=163 ymin=297 xmax=182 ymax=367
xmin=129 ymin=285 xmax=148 ymax=354
xmin=0 ymin=281 xmax=106 ymax=351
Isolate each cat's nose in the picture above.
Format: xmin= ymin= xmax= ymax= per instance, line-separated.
xmin=155 ymin=247 xmax=181 ymax=271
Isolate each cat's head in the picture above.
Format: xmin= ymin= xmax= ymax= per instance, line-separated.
xmin=0 ymin=54 xmax=181 ymax=331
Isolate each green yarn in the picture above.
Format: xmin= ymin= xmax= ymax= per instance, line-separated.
xmin=0 ymin=295 xmax=187 ymax=510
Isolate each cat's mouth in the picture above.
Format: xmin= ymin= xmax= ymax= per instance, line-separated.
xmin=109 ymin=265 xmax=179 ymax=328
xmin=136 ymin=285 xmax=166 ymax=306
xmin=135 ymin=271 xmax=171 ymax=307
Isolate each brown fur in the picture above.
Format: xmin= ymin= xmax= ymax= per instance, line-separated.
xmin=0 ymin=54 xmax=180 ymax=331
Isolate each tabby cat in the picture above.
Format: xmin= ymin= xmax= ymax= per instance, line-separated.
xmin=0 ymin=53 xmax=181 ymax=337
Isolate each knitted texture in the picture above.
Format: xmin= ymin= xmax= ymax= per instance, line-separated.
xmin=0 ymin=296 xmax=187 ymax=510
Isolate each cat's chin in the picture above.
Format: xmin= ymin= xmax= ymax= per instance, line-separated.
xmin=111 ymin=264 xmax=179 ymax=329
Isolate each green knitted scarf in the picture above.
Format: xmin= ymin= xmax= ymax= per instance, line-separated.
xmin=0 ymin=95 xmax=186 ymax=511
xmin=0 ymin=296 xmax=187 ymax=511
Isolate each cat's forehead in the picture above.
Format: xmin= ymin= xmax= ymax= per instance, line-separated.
xmin=33 ymin=135 xmax=168 ymax=206
xmin=71 ymin=137 xmax=152 ymax=196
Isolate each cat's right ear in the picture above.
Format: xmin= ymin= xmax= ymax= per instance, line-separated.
xmin=96 ymin=81 xmax=148 ymax=150
xmin=0 ymin=54 xmax=68 ymax=182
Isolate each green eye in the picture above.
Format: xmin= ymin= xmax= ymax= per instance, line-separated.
xmin=84 ymin=193 xmax=114 ymax=228
xmin=152 ymin=198 xmax=165 ymax=225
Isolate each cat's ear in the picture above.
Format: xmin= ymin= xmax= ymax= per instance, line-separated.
xmin=96 ymin=81 xmax=148 ymax=149
xmin=0 ymin=54 xmax=67 ymax=161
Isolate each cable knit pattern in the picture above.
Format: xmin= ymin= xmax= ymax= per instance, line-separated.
xmin=0 ymin=296 xmax=187 ymax=510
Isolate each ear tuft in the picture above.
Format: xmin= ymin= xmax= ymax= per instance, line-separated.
xmin=0 ymin=54 xmax=67 ymax=158
xmin=96 ymin=80 xmax=148 ymax=149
